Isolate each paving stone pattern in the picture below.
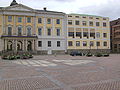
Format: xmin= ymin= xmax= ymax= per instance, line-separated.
xmin=0 ymin=54 xmax=120 ymax=90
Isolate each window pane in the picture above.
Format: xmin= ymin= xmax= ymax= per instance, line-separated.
xmin=82 ymin=21 xmax=87 ymax=26
xmin=76 ymin=32 xmax=82 ymax=38
xmin=56 ymin=19 xmax=60 ymax=24
xmin=47 ymin=19 xmax=51 ymax=24
xmin=83 ymin=41 xmax=87 ymax=46
xmin=68 ymin=20 xmax=72 ymax=25
xmin=8 ymin=16 xmax=12 ymax=22
xmin=38 ymin=41 xmax=42 ymax=47
xmin=75 ymin=21 xmax=79 ymax=25
xmin=48 ymin=41 xmax=51 ymax=47
xmin=27 ymin=27 xmax=31 ymax=36
xmin=68 ymin=32 xmax=74 ymax=38
xmin=38 ymin=18 xmax=42 ymax=23
xmin=8 ymin=27 xmax=12 ymax=35
xmin=27 ymin=17 xmax=31 ymax=23
xmin=18 ymin=17 xmax=22 ymax=23
xmin=18 ymin=26 xmax=22 ymax=36
xmin=96 ymin=42 xmax=100 ymax=46
xmin=48 ymin=28 xmax=51 ymax=36
xmin=38 ymin=28 xmax=42 ymax=35
xmin=68 ymin=41 xmax=73 ymax=46
xmin=57 ymin=29 xmax=60 ymax=36
xmin=57 ymin=41 xmax=60 ymax=47
xmin=76 ymin=41 xmax=80 ymax=46
xmin=96 ymin=22 xmax=100 ymax=26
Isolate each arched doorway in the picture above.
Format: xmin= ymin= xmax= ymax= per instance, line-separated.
xmin=7 ymin=41 xmax=13 ymax=51
xmin=17 ymin=41 xmax=22 ymax=51
xmin=27 ymin=41 xmax=32 ymax=51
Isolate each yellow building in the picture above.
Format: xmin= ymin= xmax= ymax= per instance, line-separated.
xmin=0 ymin=0 xmax=67 ymax=54
xmin=67 ymin=14 xmax=110 ymax=54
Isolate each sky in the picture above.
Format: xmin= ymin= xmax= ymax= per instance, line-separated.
xmin=0 ymin=0 xmax=119 ymax=20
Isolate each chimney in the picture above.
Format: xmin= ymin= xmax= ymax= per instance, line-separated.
xmin=43 ymin=7 xmax=47 ymax=11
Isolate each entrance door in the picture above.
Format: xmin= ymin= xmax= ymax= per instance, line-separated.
xmin=27 ymin=41 xmax=32 ymax=51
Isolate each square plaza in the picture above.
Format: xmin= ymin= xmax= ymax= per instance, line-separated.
xmin=0 ymin=54 xmax=120 ymax=90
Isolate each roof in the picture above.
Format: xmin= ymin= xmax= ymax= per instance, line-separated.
xmin=69 ymin=13 xmax=108 ymax=18
xmin=36 ymin=10 xmax=65 ymax=14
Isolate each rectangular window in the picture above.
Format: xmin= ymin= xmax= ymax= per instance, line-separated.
xmin=57 ymin=29 xmax=60 ymax=36
xmin=38 ymin=18 xmax=42 ymax=23
xmin=90 ymin=41 xmax=94 ymax=46
xmin=38 ymin=28 xmax=42 ymax=35
xmin=89 ymin=21 xmax=93 ymax=26
xmin=68 ymin=20 xmax=72 ymax=25
xmin=75 ymin=16 xmax=79 ymax=18
xmin=83 ymin=32 xmax=88 ymax=38
xmin=38 ymin=41 xmax=42 ymax=47
xmin=96 ymin=32 xmax=100 ymax=38
xmin=27 ymin=17 xmax=31 ymax=23
xmin=68 ymin=41 xmax=73 ymax=46
xmin=103 ymin=42 xmax=107 ymax=46
xmin=103 ymin=33 xmax=107 ymax=38
xmin=8 ymin=27 xmax=12 ymax=35
xmin=83 ymin=41 xmax=87 ymax=46
xmin=76 ymin=32 xmax=82 ymax=38
xmin=96 ymin=22 xmax=100 ymax=26
xmin=18 ymin=17 xmax=22 ymax=23
xmin=82 ymin=21 xmax=87 ymax=26
xmin=90 ymin=33 xmax=95 ymax=38
xmin=68 ymin=32 xmax=74 ymax=38
xmin=48 ymin=28 xmax=51 ymax=36
xmin=8 ymin=16 xmax=12 ymax=22
xmin=57 ymin=41 xmax=60 ymax=47
xmin=76 ymin=41 xmax=80 ymax=46
xmin=103 ymin=22 xmax=107 ymax=27
xmin=96 ymin=42 xmax=100 ymax=46
xmin=47 ymin=18 xmax=51 ymax=24
xmin=48 ymin=41 xmax=51 ymax=47
xmin=75 ymin=21 xmax=79 ymax=25
xmin=56 ymin=19 xmax=60 ymax=24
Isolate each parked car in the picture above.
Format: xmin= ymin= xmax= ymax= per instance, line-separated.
xmin=70 ymin=51 xmax=82 ymax=56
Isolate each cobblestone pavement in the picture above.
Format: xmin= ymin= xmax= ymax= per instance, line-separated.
xmin=0 ymin=54 xmax=120 ymax=90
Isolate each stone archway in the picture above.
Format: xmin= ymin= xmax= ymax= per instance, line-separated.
xmin=27 ymin=41 xmax=32 ymax=51
xmin=17 ymin=41 xmax=23 ymax=51
xmin=7 ymin=41 xmax=13 ymax=51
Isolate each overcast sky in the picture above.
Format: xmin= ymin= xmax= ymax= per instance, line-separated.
xmin=0 ymin=0 xmax=119 ymax=20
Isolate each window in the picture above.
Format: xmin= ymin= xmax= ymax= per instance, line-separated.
xmin=38 ymin=41 xmax=42 ymax=47
xmin=68 ymin=41 xmax=73 ymax=46
xmin=114 ymin=44 xmax=117 ymax=48
xmin=18 ymin=26 xmax=22 ymax=36
xmin=82 ymin=21 xmax=87 ymax=26
xmin=47 ymin=18 xmax=51 ymax=24
xmin=103 ymin=33 xmax=107 ymax=38
xmin=90 ymin=33 xmax=95 ymax=38
xmin=68 ymin=20 xmax=72 ymax=25
xmin=75 ymin=16 xmax=79 ymax=18
xmin=83 ymin=32 xmax=88 ymax=38
xmin=38 ymin=28 xmax=42 ymax=35
xmin=27 ymin=17 xmax=31 ymax=23
xmin=96 ymin=32 xmax=100 ymax=38
xmin=38 ymin=18 xmax=42 ymax=23
xmin=57 ymin=41 xmax=60 ymax=47
xmin=103 ymin=22 xmax=107 ymax=27
xmin=90 ymin=41 xmax=94 ymax=46
xmin=68 ymin=32 xmax=74 ymax=38
xmin=83 ymin=41 xmax=87 ymax=46
xmin=75 ymin=21 xmax=79 ymax=25
xmin=103 ymin=18 xmax=106 ymax=20
xmin=48 ymin=41 xmax=51 ymax=47
xmin=83 ymin=16 xmax=86 ymax=18
xmin=8 ymin=16 xmax=12 ymax=22
xmin=96 ymin=41 xmax=100 ymax=46
xmin=103 ymin=42 xmax=107 ymax=46
xmin=18 ymin=17 xmax=22 ymax=23
xmin=8 ymin=26 xmax=12 ymax=35
xmin=96 ymin=18 xmax=99 ymax=19
xmin=56 ymin=19 xmax=60 ymax=24
xmin=57 ymin=29 xmax=60 ymax=36
xmin=76 ymin=41 xmax=80 ymax=46
xmin=89 ymin=21 xmax=93 ymax=26
xmin=96 ymin=22 xmax=100 ymax=26
xmin=48 ymin=28 xmax=51 ymax=36
xmin=27 ymin=27 xmax=32 ymax=36
xmin=68 ymin=15 xmax=72 ymax=17
xmin=89 ymin=17 xmax=93 ymax=19
xmin=76 ymin=32 xmax=82 ymax=38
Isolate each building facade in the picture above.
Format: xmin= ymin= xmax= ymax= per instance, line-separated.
xmin=110 ymin=18 xmax=120 ymax=53
xmin=0 ymin=0 xmax=111 ymax=55
xmin=0 ymin=0 xmax=67 ymax=54
xmin=67 ymin=14 xmax=110 ymax=54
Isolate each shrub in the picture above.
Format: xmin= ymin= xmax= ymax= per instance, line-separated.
xmin=86 ymin=53 xmax=93 ymax=57
xmin=102 ymin=53 xmax=109 ymax=57
xmin=95 ymin=53 xmax=102 ymax=57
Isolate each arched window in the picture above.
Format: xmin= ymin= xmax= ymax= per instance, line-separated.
xmin=18 ymin=26 xmax=22 ymax=36
xmin=27 ymin=27 xmax=32 ymax=36
xmin=8 ymin=26 xmax=12 ymax=36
